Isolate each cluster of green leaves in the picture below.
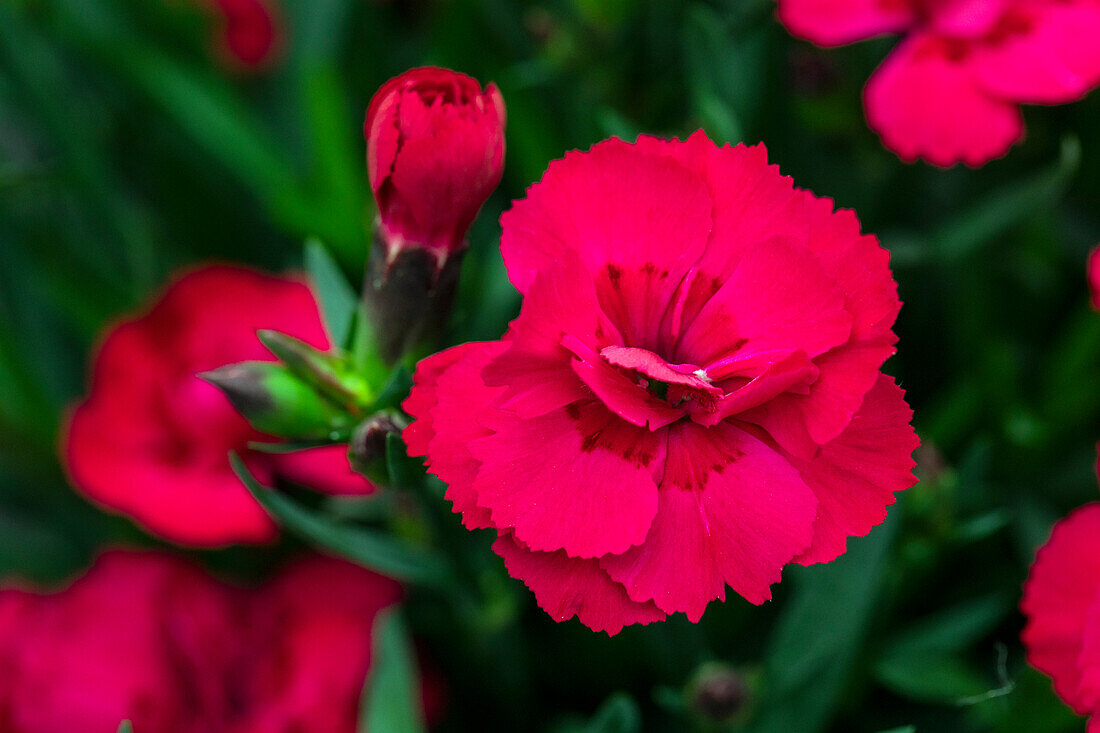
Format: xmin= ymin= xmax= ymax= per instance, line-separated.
xmin=3 ymin=0 xmax=1100 ymax=731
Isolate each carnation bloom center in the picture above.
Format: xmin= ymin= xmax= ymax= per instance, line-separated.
xmin=559 ymin=261 xmax=824 ymax=432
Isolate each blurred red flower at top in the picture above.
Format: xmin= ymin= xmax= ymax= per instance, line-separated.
xmin=0 ymin=550 xmax=415 ymax=732
xmin=195 ymin=0 xmax=281 ymax=69
xmin=1022 ymin=461 xmax=1100 ymax=733
xmin=404 ymin=133 xmax=919 ymax=634
xmin=776 ymin=0 xmax=1100 ymax=167
xmin=64 ymin=265 xmax=370 ymax=547
xmin=365 ymin=67 xmax=506 ymax=257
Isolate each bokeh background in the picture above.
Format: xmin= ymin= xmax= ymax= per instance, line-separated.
xmin=2 ymin=0 xmax=1099 ymax=731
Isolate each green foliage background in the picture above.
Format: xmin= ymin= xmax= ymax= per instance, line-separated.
xmin=1 ymin=0 xmax=1099 ymax=731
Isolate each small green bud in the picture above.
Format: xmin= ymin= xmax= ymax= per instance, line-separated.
xmin=256 ymin=330 xmax=368 ymax=411
xmin=199 ymin=362 xmax=352 ymax=440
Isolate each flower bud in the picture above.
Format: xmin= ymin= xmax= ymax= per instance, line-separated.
xmin=687 ymin=663 xmax=750 ymax=724
xmin=347 ymin=413 xmax=402 ymax=482
xmin=199 ymin=362 xmax=351 ymax=440
xmin=362 ymin=67 xmax=506 ymax=364
xmin=365 ymin=66 xmax=505 ymax=258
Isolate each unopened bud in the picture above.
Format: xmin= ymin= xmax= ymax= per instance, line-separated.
xmin=687 ymin=663 xmax=749 ymax=724
xmin=347 ymin=413 xmax=402 ymax=482
xmin=362 ymin=66 xmax=505 ymax=364
xmin=199 ymin=362 xmax=351 ymax=440
xmin=365 ymin=66 xmax=505 ymax=258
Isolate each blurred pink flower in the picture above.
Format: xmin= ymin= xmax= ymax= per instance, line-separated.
xmin=365 ymin=66 xmax=506 ymax=258
xmin=776 ymin=0 xmax=1100 ymax=166
xmin=1088 ymin=245 xmax=1100 ymax=310
xmin=0 ymin=550 xmax=410 ymax=733
xmin=203 ymin=0 xmax=281 ymax=69
xmin=404 ymin=133 xmax=918 ymax=634
xmin=1022 ymin=489 xmax=1100 ymax=732
xmin=64 ymin=264 xmax=370 ymax=547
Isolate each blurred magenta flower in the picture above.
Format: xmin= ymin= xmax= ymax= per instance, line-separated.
xmin=1089 ymin=245 xmax=1100 ymax=310
xmin=0 ymin=550 xmax=414 ymax=732
xmin=64 ymin=265 xmax=370 ymax=547
xmin=365 ymin=66 xmax=505 ymax=259
xmin=205 ymin=0 xmax=281 ymax=69
xmin=404 ymin=133 xmax=918 ymax=634
xmin=1022 ymin=478 xmax=1100 ymax=733
xmin=776 ymin=0 xmax=1100 ymax=166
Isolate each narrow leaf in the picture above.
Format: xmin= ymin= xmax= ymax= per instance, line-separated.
xmin=359 ymin=608 xmax=427 ymax=733
xmin=306 ymin=238 xmax=358 ymax=348
xmin=751 ymin=514 xmax=899 ymax=733
xmin=230 ymin=453 xmax=452 ymax=588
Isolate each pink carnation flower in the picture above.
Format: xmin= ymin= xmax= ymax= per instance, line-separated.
xmin=0 ymin=550 xmax=415 ymax=732
xmin=404 ymin=133 xmax=919 ymax=634
xmin=64 ymin=265 xmax=370 ymax=547
xmin=1022 ymin=485 xmax=1100 ymax=732
xmin=776 ymin=0 xmax=1100 ymax=166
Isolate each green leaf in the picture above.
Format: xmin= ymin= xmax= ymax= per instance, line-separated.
xmin=877 ymin=727 xmax=916 ymax=733
xmin=750 ymin=514 xmax=899 ymax=733
xmin=359 ymin=608 xmax=427 ymax=733
xmin=230 ymin=453 xmax=453 ymax=588
xmin=931 ymin=136 xmax=1080 ymax=263
xmin=881 ymin=595 xmax=1013 ymax=658
xmin=117 ymin=722 xmax=133 ymax=733
xmin=306 ymin=239 xmax=358 ymax=348
xmin=875 ymin=654 xmax=988 ymax=704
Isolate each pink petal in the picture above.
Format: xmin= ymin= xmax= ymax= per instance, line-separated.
xmin=790 ymin=375 xmax=918 ymax=566
xmin=569 ymin=351 xmax=686 ymax=431
xmin=740 ymin=336 xmax=897 ymax=455
xmin=469 ymin=403 xmax=663 ymax=558
xmin=1079 ymin=598 xmax=1100 ymax=712
xmin=483 ymin=255 xmax=615 ymax=419
xmin=492 ymin=533 xmax=666 ymax=635
xmin=776 ymin=0 xmax=915 ymax=46
xmin=662 ymin=138 xmax=806 ymax=285
xmin=1022 ymin=503 xmax=1100 ymax=715
xmin=600 ymin=345 xmax=716 ymax=393
xmin=403 ymin=343 xmax=477 ymax=458
xmin=498 ymin=138 xmax=713 ymax=314
xmin=425 ymin=342 xmax=508 ymax=529
xmin=677 ymin=236 xmax=852 ymax=367
xmin=599 ymin=486 xmax=727 ymax=621
xmin=864 ymin=32 xmax=1024 ymax=167
xmin=604 ymin=422 xmax=817 ymax=613
xmin=639 ymin=137 xmax=899 ymax=347
xmin=797 ymin=192 xmax=901 ymax=341
xmin=404 ymin=342 xmax=507 ymax=529
xmin=692 ymin=350 xmax=820 ymax=427
xmin=971 ymin=0 xmax=1100 ymax=105
xmin=926 ymin=0 xmax=1011 ymax=38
